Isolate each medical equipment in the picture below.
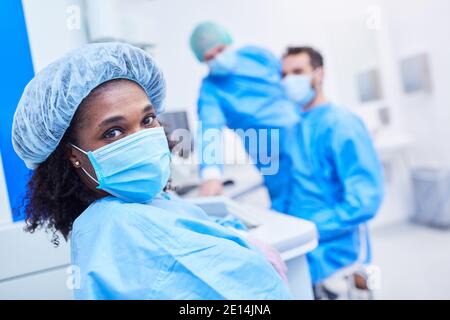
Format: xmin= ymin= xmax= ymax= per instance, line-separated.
xmin=187 ymin=196 xmax=318 ymax=300
xmin=158 ymin=111 xmax=194 ymax=158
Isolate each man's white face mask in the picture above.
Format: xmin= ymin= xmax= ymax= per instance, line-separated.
xmin=282 ymin=73 xmax=316 ymax=107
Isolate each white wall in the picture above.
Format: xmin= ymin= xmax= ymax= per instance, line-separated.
xmin=22 ymin=0 xmax=87 ymax=71
xmin=147 ymin=0 xmax=277 ymax=121
xmin=148 ymin=0 xmax=385 ymax=123
xmin=381 ymin=0 xmax=450 ymax=167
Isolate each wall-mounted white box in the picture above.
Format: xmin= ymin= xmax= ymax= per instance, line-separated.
xmin=400 ymin=53 xmax=433 ymax=94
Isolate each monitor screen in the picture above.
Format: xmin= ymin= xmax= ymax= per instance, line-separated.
xmin=159 ymin=111 xmax=193 ymax=157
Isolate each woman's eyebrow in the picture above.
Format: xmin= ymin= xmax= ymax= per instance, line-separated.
xmin=97 ymin=105 xmax=154 ymax=129
xmin=98 ymin=115 xmax=126 ymax=129
xmin=143 ymin=104 xmax=155 ymax=113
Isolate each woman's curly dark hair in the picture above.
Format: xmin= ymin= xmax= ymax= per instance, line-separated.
xmin=21 ymin=80 xmax=176 ymax=247
xmin=22 ymin=122 xmax=98 ymax=247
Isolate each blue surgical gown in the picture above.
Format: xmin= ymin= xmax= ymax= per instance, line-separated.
xmin=71 ymin=193 xmax=292 ymax=299
xmin=286 ymin=104 xmax=384 ymax=284
xmin=197 ymin=46 xmax=300 ymax=212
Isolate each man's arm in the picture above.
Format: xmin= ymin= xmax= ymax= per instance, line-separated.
xmin=197 ymin=79 xmax=227 ymax=195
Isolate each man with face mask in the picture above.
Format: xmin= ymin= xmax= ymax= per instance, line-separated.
xmin=282 ymin=47 xmax=384 ymax=298
xmin=190 ymin=22 xmax=300 ymax=213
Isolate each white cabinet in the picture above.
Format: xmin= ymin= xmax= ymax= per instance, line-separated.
xmin=0 ymin=222 xmax=72 ymax=299
xmin=0 ymin=152 xmax=12 ymax=226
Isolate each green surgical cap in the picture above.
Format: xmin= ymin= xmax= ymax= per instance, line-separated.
xmin=190 ymin=22 xmax=233 ymax=62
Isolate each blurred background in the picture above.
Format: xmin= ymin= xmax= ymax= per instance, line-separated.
xmin=1 ymin=0 xmax=450 ymax=299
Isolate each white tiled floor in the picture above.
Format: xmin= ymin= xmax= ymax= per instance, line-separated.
xmin=370 ymin=222 xmax=450 ymax=300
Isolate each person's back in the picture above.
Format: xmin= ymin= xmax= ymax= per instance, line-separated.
xmin=72 ymin=194 xmax=293 ymax=299
xmin=199 ymin=45 xmax=299 ymax=130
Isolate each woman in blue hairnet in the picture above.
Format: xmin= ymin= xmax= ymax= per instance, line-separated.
xmin=190 ymin=22 xmax=300 ymax=212
xmin=12 ymin=42 xmax=292 ymax=300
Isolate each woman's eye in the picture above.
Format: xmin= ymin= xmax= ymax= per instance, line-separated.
xmin=104 ymin=128 xmax=122 ymax=139
xmin=143 ymin=115 xmax=156 ymax=126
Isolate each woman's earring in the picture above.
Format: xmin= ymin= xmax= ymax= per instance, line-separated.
xmin=74 ymin=160 xmax=81 ymax=167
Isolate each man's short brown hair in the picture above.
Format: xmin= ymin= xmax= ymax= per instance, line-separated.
xmin=283 ymin=46 xmax=324 ymax=69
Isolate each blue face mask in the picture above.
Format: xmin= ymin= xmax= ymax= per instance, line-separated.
xmin=282 ymin=74 xmax=316 ymax=108
xmin=207 ymin=48 xmax=238 ymax=76
xmin=71 ymin=127 xmax=171 ymax=203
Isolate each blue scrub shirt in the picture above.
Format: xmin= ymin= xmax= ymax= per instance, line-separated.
xmin=71 ymin=193 xmax=292 ymax=299
xmin=197 ymin=46 xmax=300 ymax=212
xmin=286 ymin=103 xmax=384 ymax=284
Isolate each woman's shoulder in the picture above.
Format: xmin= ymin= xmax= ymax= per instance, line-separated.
xmin=72 ymin=196 xmax=167 ymax=235
xmin=72 ymin=194 xmax=209 ymax=235
xmin=150 ymin=192 xmax=210 ymax=220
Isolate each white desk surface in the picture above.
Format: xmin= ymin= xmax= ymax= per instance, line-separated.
xmin=174 ymin=163 xmax=264 ymax=199
xmin=188 ymin=196 xmax=318 ymax=261
xmin=374 ymin=133 xmax=413 ymax=161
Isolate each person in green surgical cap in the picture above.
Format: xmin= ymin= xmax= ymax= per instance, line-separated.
xmin=190 ymin=22 xmax=300 ymax=213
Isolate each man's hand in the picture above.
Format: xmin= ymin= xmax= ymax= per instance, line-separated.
xmin=199 ymin=179 xmax=223 ymax=196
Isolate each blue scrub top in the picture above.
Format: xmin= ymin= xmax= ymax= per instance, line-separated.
xmin=286 ymin=103 xmax=384 ymax=284
xmin=71 ymin=193 xmax=292 ymax=300
xmin=197 ymin=46 xmax=300 ymax=211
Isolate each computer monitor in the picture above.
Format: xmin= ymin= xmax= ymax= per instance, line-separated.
xmin=159 ymin=111 xmax=193 ymax=157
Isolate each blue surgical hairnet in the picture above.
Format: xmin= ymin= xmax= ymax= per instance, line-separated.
xmin=12 ymin=42 xmax=166 ymax=170
xmin=190 ymin=22 xmax=233 ymax=62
